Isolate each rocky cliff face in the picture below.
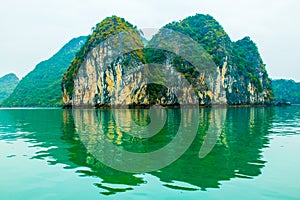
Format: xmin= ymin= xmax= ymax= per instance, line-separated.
xmin=62 ymin=15 xmax=273 ymax=108
xmin=162 ymin=14 xmax=273 ymax=105
xmin=62 ymin=16 xmax=145 ymax=107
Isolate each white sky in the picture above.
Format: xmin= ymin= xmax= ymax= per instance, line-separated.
xmin=0 ymin=0 xmax=299 ymax=81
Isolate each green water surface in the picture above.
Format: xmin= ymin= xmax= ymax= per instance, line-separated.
xmin=0 ymin=106 xmax=299 ymax=199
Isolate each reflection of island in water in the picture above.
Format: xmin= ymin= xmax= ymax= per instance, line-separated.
xmin=5 ymin=107 xmax=274 ymax=194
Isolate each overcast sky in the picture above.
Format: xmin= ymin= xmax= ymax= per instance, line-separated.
xmin=0 ymin=0 xmax=299 ymax=81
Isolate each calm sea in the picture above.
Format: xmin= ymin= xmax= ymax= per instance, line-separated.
xmin=0 ymin=106 xmax=299 ymax=199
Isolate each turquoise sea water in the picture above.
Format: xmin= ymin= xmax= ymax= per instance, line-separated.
xmin=0 ymin=106 xmax=299 ymax=199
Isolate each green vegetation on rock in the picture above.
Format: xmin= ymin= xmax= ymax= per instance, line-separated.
xmin=1 ymin=36 xmax=86 ymax=107
xmin=232 ymin=37 xmax=271 ymax=93
xmin=0 ymin=73 xmax=19 ymax=104
xmin=163 ymin=14 xmax=231 ymax=66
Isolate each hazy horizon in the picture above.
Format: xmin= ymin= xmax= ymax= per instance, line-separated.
xmin=0 ymin=0 xmax=299 ymax=81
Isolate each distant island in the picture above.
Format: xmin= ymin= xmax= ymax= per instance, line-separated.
xmin=0 ymin=73 xmax=19 ymax=104
xmin=272 ymin=79 xmax=300 ymax=105
xmin=0 ymin=14 xmax=299 ymax=108
xmin=1 ymin=37 xmax=87 ymax=107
